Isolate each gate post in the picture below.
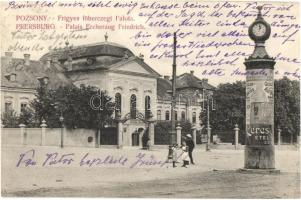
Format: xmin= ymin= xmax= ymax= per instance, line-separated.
xmin=176 ymin=123 xmax=182 ymax=145
xmin=192 ymin=125 xmax=197 ymax=147
xmin=234 ymin=124 xmax=239 ymax=150
xmin=117 ymin=121 xmax=123 ymax=149
xmin=277 ymin=127 xmax=281 ymax=146
xmin=148 ymin=118 xmax=155 ymax=148
xmin=40 ymin=119 xmax=47 ymax=146
xmin=116 ymin=111 xmax=123 ymax=149
xmin=19 ymin=124 xmax=26 ymax=145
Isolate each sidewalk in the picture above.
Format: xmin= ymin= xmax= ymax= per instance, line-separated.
xmin=1 ymin=145 xmax=300 ymax=197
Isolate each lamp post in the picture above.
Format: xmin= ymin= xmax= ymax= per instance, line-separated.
xmin=59 ymin=114 xmax=64 ymax=148
xmin=203 ymin=91 xmax=214 ymax=151
xmin=167 ymin=32 xmax=177 ymax=162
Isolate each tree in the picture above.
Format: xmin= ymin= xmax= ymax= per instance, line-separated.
xmin=31 ymin=84 xmax=114 ymax=129
xmin=1 ymin=110 xmax=19 ymax=128
xmin=205 ymin=78 xmax=300 ymax=143
xmin=18 ymin=107 xmax=38 ymax=128
xmin=274 ymin=77 xmax=300 ymax=142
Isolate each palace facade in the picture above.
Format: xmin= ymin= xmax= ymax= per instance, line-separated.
xmin=1 ymin=36 xmax=215 ymax=146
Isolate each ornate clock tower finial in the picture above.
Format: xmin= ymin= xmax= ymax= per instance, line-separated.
xmin=256 ymin=6 xmax=263 ymax=19
xmin=245 ymin=5 xmax=275 ymax=69
xmin=243 ymin=5 xmax=278 ymax=172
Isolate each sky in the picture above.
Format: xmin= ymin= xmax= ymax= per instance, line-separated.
xmin=1 ymin=0 xmax=300 ymax=86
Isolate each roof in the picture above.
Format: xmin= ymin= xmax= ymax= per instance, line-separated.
xmin=157 ymin=72 xmax=215 ymax=101
xmin=1 ymin=57 xmax=73 ymax=90
xmin=66 ymin=56 xmax=161 ymax=78
xmin=39 ymin=41 xmax=135 ymax=62
xmin=176 ymin=73 xmax=215 ymax=90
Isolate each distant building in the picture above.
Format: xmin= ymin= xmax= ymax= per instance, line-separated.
xmin=1 ymin=35 xmax=215 ymax=146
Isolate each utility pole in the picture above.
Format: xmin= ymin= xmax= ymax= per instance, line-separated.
xmin=167 ymin=32 xmax=177 ymax=161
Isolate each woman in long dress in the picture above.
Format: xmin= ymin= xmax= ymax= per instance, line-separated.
xmin=181 ymin=141 xmax=189 ymax=168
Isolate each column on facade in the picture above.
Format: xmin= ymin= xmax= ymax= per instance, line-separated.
xmin=176 ymin=123 xmax=182 ymax=145
xmin=40 ymin=119 xmax=47 ymax=146
xmin=19 ymin=124 xmax=26 ymax=145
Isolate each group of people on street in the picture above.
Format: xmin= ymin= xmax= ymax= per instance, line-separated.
xmin=172 ymin=134 xmax=195 ymax=168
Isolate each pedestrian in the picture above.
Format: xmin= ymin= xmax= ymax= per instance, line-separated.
xmin=172 ymin=144 xmax=178 ymax=168
xmin=146 ymin=138 xmax=150 ymax=150
xmin=186 ymin=134 xmax=195 ymax=164
xmin=181 ymin=141 xmax=189 ymax=168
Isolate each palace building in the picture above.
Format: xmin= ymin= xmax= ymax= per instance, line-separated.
xmin=1 ymin=35 xmax=215 ymax=147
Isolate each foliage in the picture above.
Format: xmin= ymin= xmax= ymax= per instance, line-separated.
xmin=204 ymin=78 xmax=300 ymax=143
xmin=31 ymin=84 xmax=114 ymax=129
xmin=274 ymin=77 xmax=300 ymax=139
xmin=18 ymin=107 xmax=39 ymax=128
xmin=1 ymin=110 xmax=19 ymax=128
xmin=200 ymin=81 xmax=246 ymax=132
xmin=154 ymin=120 xmax=192 ymax=145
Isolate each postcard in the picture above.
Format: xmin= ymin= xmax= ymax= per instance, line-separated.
xmin=1 ymin=0 xmax=300 ymax=198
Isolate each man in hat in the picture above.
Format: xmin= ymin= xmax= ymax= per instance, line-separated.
xmin=185 ymin=134 xmax=195 ymax=164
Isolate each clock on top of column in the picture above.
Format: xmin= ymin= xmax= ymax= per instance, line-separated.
xmin=248 ymin=6 xmax=271 ymax=43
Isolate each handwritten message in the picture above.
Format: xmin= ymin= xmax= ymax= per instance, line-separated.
xmin=16 ymin=149 xmax=169 ymax=169
xmin=1 ymin=1 xmax=300 ymax=82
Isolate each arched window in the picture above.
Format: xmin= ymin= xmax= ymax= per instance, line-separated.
xmin=165 ymin=110 xmax=170 ymax=121
xmin=130 ymin=94 xmax=137 ymax=119
xmin=145 ymin=96 xmax=151 ymax=119
xmin=192 ymin=112 xmax=196 ymax=124
xmin=174 ymin=111 xmax=178 ymax=121
xmin=157 ymin=110 xmax=161 ymax=120
xmin=115 ymin=93 xmax=121 ymax=118
xmin=181 ymin=111 xmax=185 ymax=121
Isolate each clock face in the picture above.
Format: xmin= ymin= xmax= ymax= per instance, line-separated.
xmin=252 ymin=23 xmax=267 ymax=37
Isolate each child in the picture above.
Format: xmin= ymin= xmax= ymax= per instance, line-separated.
xmin=172 ymin=144 xmax=178 ymax=168
xmin=181 ymin=141 xmax=189 ymax=168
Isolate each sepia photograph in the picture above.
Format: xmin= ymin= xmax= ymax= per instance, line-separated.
xmin=0 ymin=0 xmax=300 ymax=198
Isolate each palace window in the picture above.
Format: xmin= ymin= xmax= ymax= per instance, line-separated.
xmin=145 ymin=96 xmax=151 ymax=119
xmin=157 ymin=110 xmax=161 ymax=120
xmin=165 ymin=110 xmax=170 ymax=121
xmin=115 ymin=93 xmax=121 ymax=118
xmin=181 ymin=111 xmax=185 ymax=121
xmin=130 ymin=94 xmax=137 ymax=119
xmin=192 ymin=112 xmax=196 ymax=124
xmin=5 ymin=102 xmax=12 ymax=112
xmin=175 ymin=111 xmax=178 ymax=121
xmin=20 ymin=103 xmax=27 ymax=112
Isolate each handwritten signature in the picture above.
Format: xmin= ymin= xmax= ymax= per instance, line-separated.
xmin=16 ymin=149 xmax=167 ymax=168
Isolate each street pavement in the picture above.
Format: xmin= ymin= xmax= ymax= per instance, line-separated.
xmin=1 ymin=144 xmax=300 ymax=198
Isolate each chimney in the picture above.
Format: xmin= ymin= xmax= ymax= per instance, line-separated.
xmin=4 ymin=52 xmax=13 ymax=65
xmin=45 ymin=58 xmax=51 ymax=68
xmin=202 ymin=78 xmax=208 ymax=83
xmin=164 ymin=75 xmax=170 ymax=80
xmin=139 ymin=53 xmax=144 ymax=61
xmin=190 ymin=70 xmax=194 ymax=75
xmin=52 ymin=55 xmax=59 ymax=64
xmin=23 ymin=54 xmax=30 ymax=66
xmin=66 ymin=56 xmax=73 ymax=70
xmin=5 ymin=73 xmax=16 ymax=82
xmin=37 ymin=76 xmax=49 ymax=85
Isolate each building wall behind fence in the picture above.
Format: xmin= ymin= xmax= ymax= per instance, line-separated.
xmin=1 ymin=127 xmax=96 ymax=148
